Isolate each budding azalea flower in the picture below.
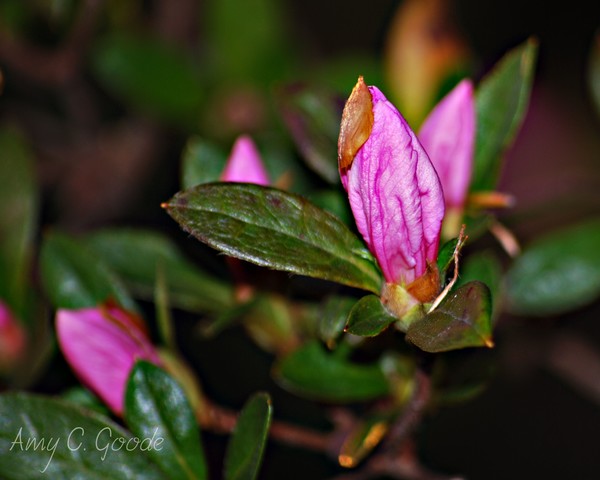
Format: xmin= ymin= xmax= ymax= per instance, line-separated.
xmin=220 ymin=135 xmax=270 ymax=185
xmin=418 ymin=79 xmax=475 ymax=237
xmin=339 ymin=77 xmax=445 ymax=317
xmin=56 ymin=303 xmax=161 ymax=415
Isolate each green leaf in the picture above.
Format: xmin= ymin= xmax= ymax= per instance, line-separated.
xmin=318 ymin=296 xmax=358 ymax=346
xmin=471 ymin=38 xmax=538 ymax=191
xmin=345 ymin=295 xmax=398 ymax=337
xmin=588 ymin=31 xmax=600 ymax=117
xmin=458 ymin=251 xmax=503 ymax=318
xmin=0 ymin=393 xmax=163 ymax=479
xmin=125 ymin=362 xmax=207 ymax=480
xmin=40 ymin=231 xmax=136 ymax=311
xmin=406 ymin=281 xmax=493 ymax=353
xmin=181 ymin=137 xmax=228 ymax=189
xmin=164 ymin=184 xmax=382 ymax=293
xmin=274 ymin=341 xmax=390 ymax=402
xmin=506 ymin=219 xmax=600 ymax=316
xmin=277 ymin=84 xmax=342 ymax=183
xmin=92 ymin=33 xmax=203 ymax=125
xmin=85 ymin=229 xmax=234 ymax=314
xmin=309 ymin=190 xmax=353 ymax=226
xmin=223 ymin=393 xmax=272 ymax=480
xmin=61 ymin=387 xmax=110 ymax=416
xmin=0 ymin=128 xmax=37 ymax=317
xmin=437 ymin=238 xmax=459 ymax=277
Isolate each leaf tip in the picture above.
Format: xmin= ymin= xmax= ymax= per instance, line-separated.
xmin=484 ymin=337 xmax=495 ymax=348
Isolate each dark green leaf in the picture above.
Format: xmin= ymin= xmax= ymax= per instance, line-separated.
xmin=181 ymin=137 xmax=228 ymax=189
xmin=345 ymin=295 xmax=398 ymax=337
xmin=274 ymin=341 xmax=390 ymax=402
xmin=92 ymin=33 xmax=203 ymax=125
xmin=164 ymin=184 xmax=382 ymax=293
xmin=40 ymin=231 xmax=136 ymax=311
xmin=506 ymin=219 xmax=600 ymax=316
xmin=86 ymin=229 xmax=234 ymax=314
xmin=61 ymin=387 xmax=110 ymax=416
xmin=309 ymin=190 xmax=353 ymax=226
xmin=125 ymin=362 xmax=207 ymax=480
xmin=458 ymin=251 xmax=503 ymax=318
xmin=0 ymin=393 xmax=163 ymax=479
xmin=406 ymin=281 xmax=493 ymax=352
xmin=437 ymin=238 xmax=459 ymax=277
xmin=223 ymin=393 xmax=272 ymax=480
xmin=471 ymin=38 xmax=538 ymax=191
xmin=277 ymin=84 xmax=342 ymax=183
xmin=0 ymin=128 xmax=37 ymax=317
xmin=318 ymin=296 xmax=358 ymax=345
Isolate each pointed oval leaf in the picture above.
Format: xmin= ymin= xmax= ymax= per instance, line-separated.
xmin=125 ymin=361 xmax=207 ymax=480
xmin=223 ymin=392 xmax=272 ymax=480
xmin=0 ymin=128 xmax=38 ymax=317
xmin=86 ymin=229 xmax=234 ymax=314
xmin=471 ymin=38 xmax=538 ymax=191
xmin=318 ymin=296 xmax=358 ymax=345
xmin=437 ymin=238 xmax=460 ymax=277
xmin=0 ymin=393 xmax=163 ymax=479
xmin=40 ymin=231 xmax=136 ymax=311
xmin=345 ymin=295 xmax=398 ymax=337
xmin=406 ymin=281 xmax=493 ymax=352
xmin=164 ymin=184 xmax=382 ymax=293
xmin=274 ymin=341 xmax=390 ymax=402
xmin=506 ymin=219 xmax=600 ymax=316
xmin=181 ymin=137 xmax=228 ymax=189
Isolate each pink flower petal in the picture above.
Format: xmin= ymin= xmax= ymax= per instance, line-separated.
xmin=56 ymin=305 xmax=160 ymax=415
xmin=220 ymin=135 xmax=270 ymax=185
xmin=340 ymin=81 xmax=445 ymax=286
xmin=418 ymin=79 xmax=475 ymax=208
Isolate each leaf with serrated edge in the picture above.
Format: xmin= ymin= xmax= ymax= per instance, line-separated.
xmin=164 ymin=184 xmax=382 ymax=293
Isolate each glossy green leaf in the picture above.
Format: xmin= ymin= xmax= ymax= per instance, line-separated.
xmin=437 ymin=238 xmax=459 ymax=277
xmin=223 ymin=393 xmax=272 ymax=480
xmin=318 ymin=296 xmax=358 ymax=345
xmin=345 ymin=295 xmax=398 ymax=337
xmin=181 ymin=137 xmax=228 ymax=189
xmin=0 ymin=393 xmax=163 ymax=479
xmin=125 ymin=362 xmax=207 ymax=480
xmin=92 ymin=33 xmax=203 ymax=125
xmin=40 ymin=231 xmax=136 ymax=311
xmin=274 ymin=341 xmax=390 ymax=402
xmin=164 ymin=184 xmax=382 ymax=293
xmin=0 ymin=128 xmax=37 ymax=317
xmin=471 ymin=38 xmax=538 ymax=191
xmin=458 ymin=251 xmax=503 ymax=318
xmin=86 ymin=229 xmax=234 ymax=314
xmin=406 ymin=281 xmax=493 ymax=352
xmin=277 ymin=84 xmax=342 ymax=183
xmin=506 ymin=219 xmax=600 ymax=316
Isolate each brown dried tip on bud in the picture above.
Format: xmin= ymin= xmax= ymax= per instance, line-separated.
xmin=407 ymin=263 xmax=440 ymax=304
xmin=338 ymin=76 xmax=374 ymax=170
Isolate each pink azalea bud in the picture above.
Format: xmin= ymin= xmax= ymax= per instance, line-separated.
xmin=0 ymin=301 xmax=26 ymax=371
xmin=338 ymin=77 xmax=445 ymax=301
xmin=220 ymin=135 xmax=270 ymax=185
xmin=56 ymin=303 xmax=161 ymax=415
xmin=418 ymin=79 xmax=475 ymax=209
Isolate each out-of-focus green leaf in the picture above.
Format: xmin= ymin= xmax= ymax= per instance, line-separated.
xmin=274 ymin=341 xmax=390 ymax=402
xmin=309 ymin=190 xmax=353 ymax=226
xmin=40 ymin=231 xmax=136 ymax=311
xmin=277 ymin=84 xmax=342 ymax=183
xmin=61 ymin=386 xmax=109 ymax=416
xmin=318 ymin=296 xmax=357 ymax=346
xmin=406 ymin=281 xmax=493 ymax=352
xmin=181 ymin=137 xmax=228 ymax=189
xmin=223 ymin=393 xmax=272 ymax=480
xmin=92 ymin=33 xmax=203 ymax=125
xmin=86 ymin=229 xmax=234 ymax=314
xmin=471 ymin=38 xmax=538 ymax=191
xmin=204 ymin=0 xmax=291 ymax=85
xmin=588 ymin=32 xmax=600 ymax=117
xmin=338 ymin=413 xmax=391 ymax=468
xmin=313 ymin=55 xmax=384 ymax=96
xmin=345 ymin=295 xmax=397 ymax=337
xmin=243 ymin=294 xmax=297 ymax=354
xmin=0 ymin=393 xmax=163 ymax=479
xmin=458 ymin=251 xmax=503 ymax=318
xmin=164 ymin=184 xmax=382 ymax=293
xmin=0 ymin=128 xmax=37 ymax=317
xmin=506 ymin=219 xmax=600 ymax=316
xmin=125 ymin=362 xmax=207 ymax=480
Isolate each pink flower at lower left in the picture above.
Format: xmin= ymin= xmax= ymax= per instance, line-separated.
xmin=56 ymin=303 xmax=161 ymax=416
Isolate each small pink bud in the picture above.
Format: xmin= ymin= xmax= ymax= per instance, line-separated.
xmin=0 ymin=301 xmax=26 ymax=371
xmin=220 ymin=135 xmax=270 ymax=185
xmin=56 ymin=303 xmax=161 ymax=416
xmin=339 ymin=77 xmax=445 ymax=299
xmin=418 ymin=79 xmax=475 ymax=209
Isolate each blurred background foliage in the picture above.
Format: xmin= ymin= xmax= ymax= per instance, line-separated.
xmin=0 ymin=0 xmax=599 ymax=478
